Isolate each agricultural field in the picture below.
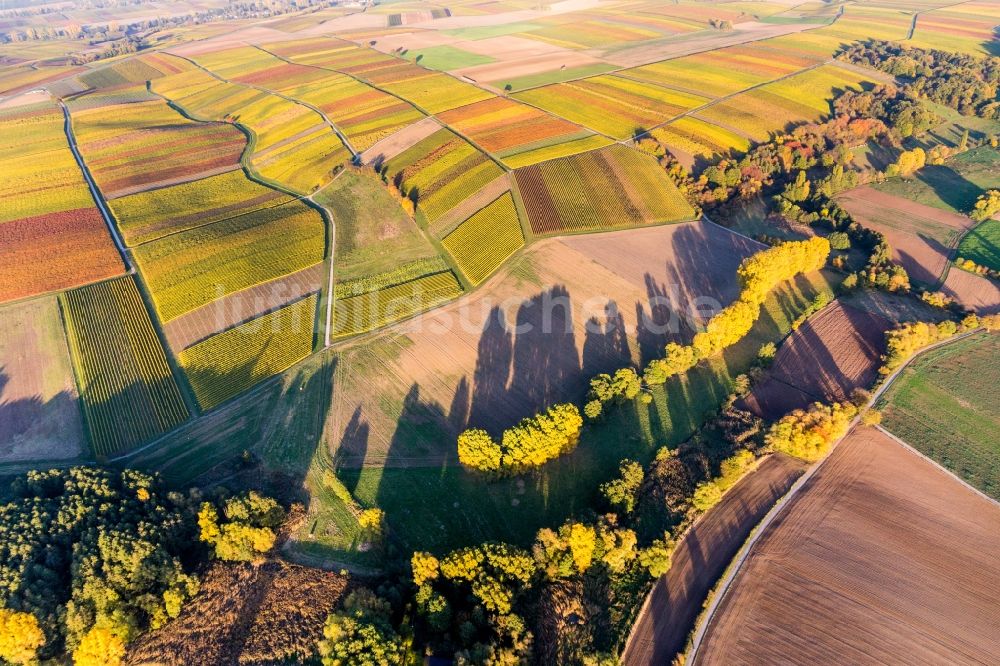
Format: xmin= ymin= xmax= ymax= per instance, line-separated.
xmin=739 ymin=301 xmax=890 ymax=420
xmin=696 ymin=64 xmax=876 ymax=141
xmin=332 ymin=268 xmax=464 ymax=339
xmin=879 ymin=332 xmax=1000 ymax=499
xmin=442 ymin=192 xmax=525 ymax=284
xmin=623 ymin=453 xmax=808 ymax=666
xmin=694 ymin=426 xmax=1000 ymax=664
xmin=514 ymin=75 xmax=710 ymax=140
xmin=649 ymin=117 xmax=751 ymax=167
xmin=301 ymin=226 xmax=833 ymax=558
xmin=77 ymin=52 xmax=191 ymax=89
xmin=0 ymin=63 xmax=83 ymax=95
xmin=70 ymin=93 xmax=246 ymax=198
xmin=836 ymin=186 xmax=975 ymax=285
xmin=151 ymin=63 xmax=350 ymax=194
xmin=436 ymin=96 xmax=598 ymax=164
xmin=513 ymin=144 xmax=694 ymax=234
xmin=0 ymin=297 xmax=85 ymax=463
xmin=314 ymin=168 xmax=439 ymax=282
xmin=0 ymin=99 xmax=123 ymax=303
xmin=910 ymin=1 xmax=1000 ymax=55
xmin=179 ymin=295 xmax=318 ymax=410
xmin=133 ymin=200 xmax=325 ymax=323
xmin=381 ymin=127 xmax=505 ymax=223
xmin=108 ymin=169 xmax=294 ymax=246
xmin=61 ymin=276 xmax=189 ymax=456
xmin=871 ymin=146 xmax=1000 ymax=215
xmin=622 ymin=40 xmax=819 ymax=98
xmin=957 ymin=219 xmax=1000 ymax=271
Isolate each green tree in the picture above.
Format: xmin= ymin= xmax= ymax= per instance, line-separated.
xmin=600 ymin=460 xmax=644 ymax=514
xmin=317 ymin=590 xmax=404 ymax=666
xmin=199 ymin=491 xmax=285 ymax=562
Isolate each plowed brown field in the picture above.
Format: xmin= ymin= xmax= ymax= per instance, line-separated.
xmin=694 ymin=426 xmax=1000 ymax=665
xmin=740 ymin=301 xmax=890 ymax=420
xmin=622 ymin=453 xmax=808 ymax=666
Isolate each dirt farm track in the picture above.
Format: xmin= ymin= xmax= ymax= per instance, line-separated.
xmin=692 ymin=426 xmax=1000 ymax=665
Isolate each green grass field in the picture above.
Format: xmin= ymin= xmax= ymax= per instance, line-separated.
xmin=872 ymin=146 xmax=1000 ymax=215
xmin=879 ymin=332 xmax=1000 ymax=500
xmin=405 ymin=45 xmax=495 ymax=71
xmin=314 ymin=169 xmax=439 ymax=281
xmin=957 ymin=219 xmax=1000 ymax=271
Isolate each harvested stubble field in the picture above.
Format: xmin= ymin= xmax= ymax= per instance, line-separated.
xmin=315 ymin=222 xmax=759 ymax=482
xmin=740 ymin=301 xmax=890 ymax=420
xmin=308 ymin=236 xmax=833 ymax=558
xmin=61 ymin=277 xmax=189 ymax=456
xmin=0 ymin=297 xmax=85 ymax=463
xmin=513 ymin=144 xmax=694 ymax=234
xmin=622 ymin=453 xmax=808 ymax=666
xmin=694 ymin=426 xmax=1000 ymax=665
xmin=880 ymin=332 xmax=1000 ymax=499
xmin=126 ymin=559 xmax=350 ymax=666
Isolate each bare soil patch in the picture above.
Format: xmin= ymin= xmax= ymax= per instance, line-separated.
xmin=429 ymin=172 xmax=511 ymax=237
xmin=602 ymin=22 xmax=820 ymax=68
xmin=0 ymin=296 xmax=85 ymax=462
xmin=455 ymin=50 xmax=608 ymax=84
xmin=941 ymin=266 xmax=1000 ymax=314
xmin=836 ymin=186 xmax=974 ymax=286
xmin=694 ymin=426 xmax=1000 ymax=665
xmin=162 ymin=263 xmax=324 ymax=352
xmin=622 ymin=453 xmax=808 ymax=666
xmin=360 ymin=116 xmax=440 ymax=165
xmin=126 ymin=558 xmax=350 ymax=666
xmin=327 ymin=220 xmax=761 ymax=467
xmin=740 ymin=301 xmax=890 ymax=420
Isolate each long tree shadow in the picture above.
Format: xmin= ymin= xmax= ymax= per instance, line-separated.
xmin=0 ymin=369 xmax=84 ymax=463
xmin=914 ymin=164 xmax=985 ymax=213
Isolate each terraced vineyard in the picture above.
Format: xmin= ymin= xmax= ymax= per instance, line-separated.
xmin=332 ymin=269 xmax=463 ymax=338
xmin=61 ymin=276 xmax=189 ymax=455
xmin=382 ymin=128 xmax=504 ymax=223
xmin=514 ymin=144 xmax=694 ymax=234
xmin=442 ymin=192 xmax=525 ymax=285
xmin=179 ymin=294 xmax=318 ymax=410
xmin=0 ymin=99 xmax=123 ymax=303
xmin=133 ymin=200 xmax=325 ymax=322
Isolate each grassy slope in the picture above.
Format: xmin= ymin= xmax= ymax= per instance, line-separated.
xmin=871 ymin=146 xmax=1000 ymax=215
xmin=123 ymin=269 xmax=836 ymax=565
xmin=300 ymin=270 xmax=836 ymax=562
xmin=957 ymin=219 xmax=1000 ymax=271
xmin=314 ymin=169 xmax=440 ymax=281
xmin=879 ymin=332 xmax=1000 ymax=499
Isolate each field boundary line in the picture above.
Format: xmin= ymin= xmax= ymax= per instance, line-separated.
xmin=875 ymin=424 xmax=1000 ymax=510
xmin=683 ymin=326 xmax=983 ymax=665
xmin=58 ymin=100 xmax=131 ymax=269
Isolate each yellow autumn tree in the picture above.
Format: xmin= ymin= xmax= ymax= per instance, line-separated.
xmin=411 ymin=551 xmax=440 ymax=586
xmin=457 ymin=428 xmax=503 ymax=473
xmin=73 ymin=627 xmax=125 ymax=666
xmin=0 ymin=609 xmax=45 ymax=665
xmin=765 ymin=401 xmax=858 ymax=461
